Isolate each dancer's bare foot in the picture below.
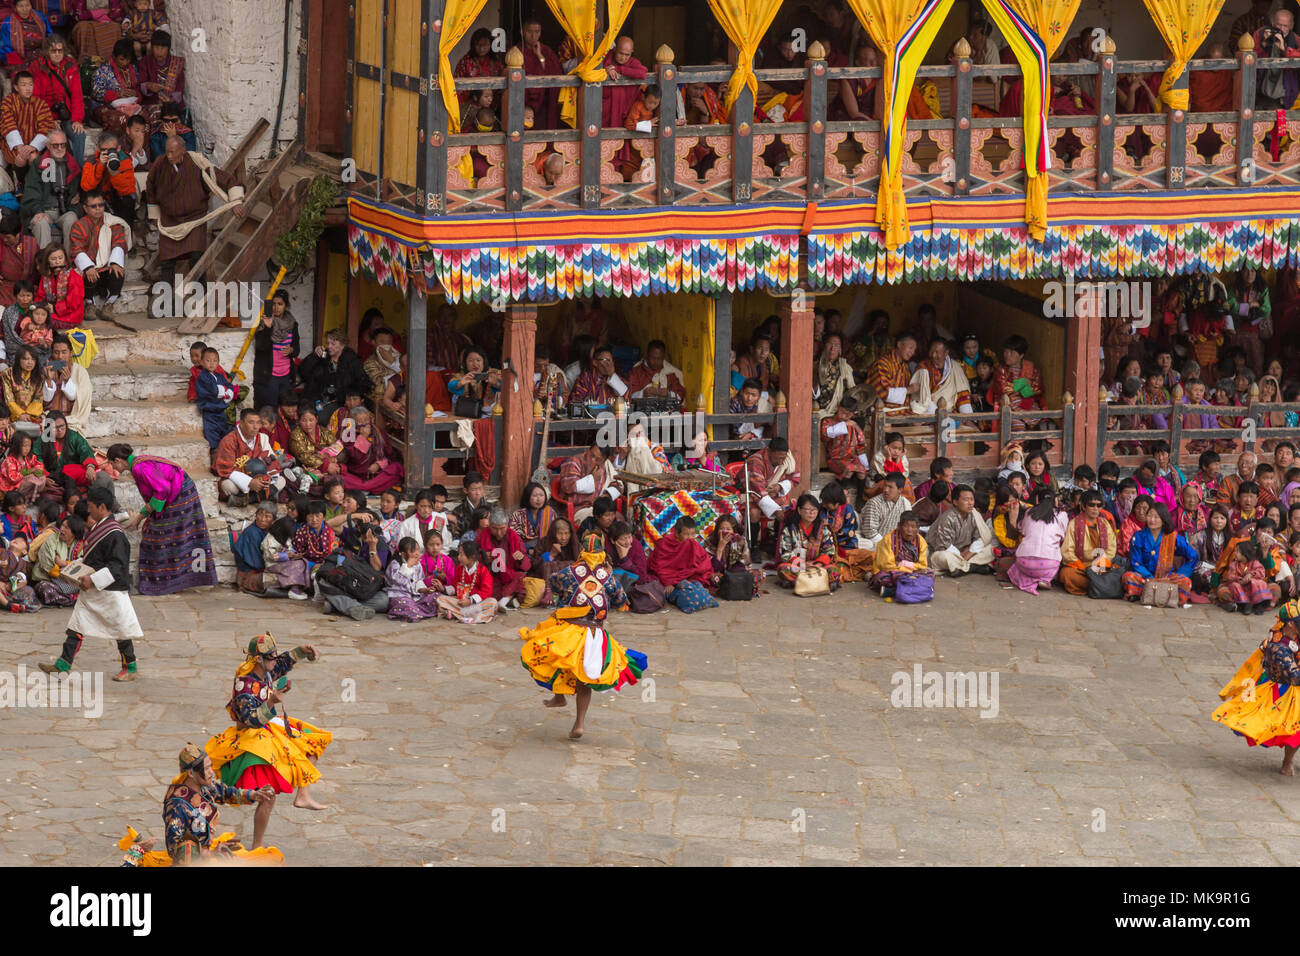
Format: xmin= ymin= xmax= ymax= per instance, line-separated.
xmin=568 ymin=723 xmax=584 ymax=739
xmin=1281 ymin=763 xmax=1295 ymax=777
xmin=136 ymin=836 xmax=156 ymax=852
xmin=1281 ymin=746 xmax=1297 ymax=776
xmin=293 ymin=791 xmax=329 ymax=810
xmin=544 ymin=694 xmax=567 ymax=708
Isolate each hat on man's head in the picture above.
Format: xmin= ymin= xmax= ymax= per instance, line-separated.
xmin=580 ymin=531 xmax=605 ymax=555
xmin=178 ymin=742 xmax=205 ymax=773
xmin=248 ymin=634 xmax=277 ymax=657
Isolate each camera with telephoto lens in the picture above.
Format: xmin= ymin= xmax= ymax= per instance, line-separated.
xmin=51 ymin=102 xmax=70 ymax=122
xmin=103 ymin=150 xmax=127 ymax=174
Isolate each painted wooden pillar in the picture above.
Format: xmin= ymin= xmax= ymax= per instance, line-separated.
xmin=405 ymin=290 xmax=430 ymax=489
xmin=501 ymin=305 xmax=538 ymax=504
xmin=779 ymin=294 xmax=814 ymax=492
xmin=1064 ymin=305 xmax=1101 ymax=466
xmin=713 ymin=292 xmax=733 ymax=414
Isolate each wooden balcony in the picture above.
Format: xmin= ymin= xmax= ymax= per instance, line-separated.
xmin=347 ymin=50 xmax=1300 ymax=217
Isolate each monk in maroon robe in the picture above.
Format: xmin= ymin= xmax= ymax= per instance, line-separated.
xmin=515 ymin=19 xmax=561 ymax=131
xmin=600 ymin=36 xmax=647 ymax=128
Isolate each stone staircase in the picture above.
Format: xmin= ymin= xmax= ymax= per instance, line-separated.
xmin=84 ymin=324 xmax=251 ymax=583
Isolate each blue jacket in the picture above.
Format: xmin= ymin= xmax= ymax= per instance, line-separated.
xmin=1128 ymin=528 xmax=1197 ymax=580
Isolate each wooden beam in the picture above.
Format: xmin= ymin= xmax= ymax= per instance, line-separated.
xmin=501 ymin=306 xmax=538 ymax=504
xmin=731 ymin=83 xmax=754 ymax=203
xmin=654 ymin=49 xmax=678 ymax=206
xmin=806 ymin=47 xmax=827 ymax=201
xmin=713 ymin=291 xmax=733 ymax=415
xmin=952 ymin=46 xmax=972 ymax=195
xmin=1096 ymin=42 xmax=1116 ymax=191
xmin=1237 ymin=41 xmax=1257 ymax=186
xmin=580 ymin=80 xmax=602 ymax=208
xmin=422 ymin=0 xmax=447 ymax=215
xmin=779 ymin=293 xmax=814 ymax=493
xmin=405 ymin=291 xmax=430 ymax=489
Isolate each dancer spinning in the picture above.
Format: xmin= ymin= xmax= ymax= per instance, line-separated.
xmin=205 ymin=634 xmax=331 ymax=848
xmin=115 ymin=743 xmax=284 ymax=868
xmin=1213 ymin=601 xmax=1300 ymax=775
xmin=520 ymin=531 xmax=647 ymax=739
xmin=116 ymin=742 xmax=282 ymax=866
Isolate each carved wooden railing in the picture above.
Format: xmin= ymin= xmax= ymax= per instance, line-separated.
xmin=348 ymin=35 xmax=1300 ymax=216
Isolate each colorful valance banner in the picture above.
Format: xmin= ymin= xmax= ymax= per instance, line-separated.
xmin=438 ymin=0 xmax=491 ymax=135
xmin=706 ymin=0 xmax=784 ymax=116
xmin=348 ymin=189 xmax=1300 ymax=302
xmin=846 ymin=0 xmax=956 ymax=250
xmin=1143 ymin=0 xmax=1227 ymax=110
xmin=546 ymin=0 xmax=638 ymax=127
xmin=978 ymin=0 xmax=1081 ymax=241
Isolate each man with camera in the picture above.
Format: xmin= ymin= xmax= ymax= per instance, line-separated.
xmin=69 ymin=189 xmax=130 ymax=319
xmin=40 ymin=335 xmax=91 ymax=436
xmin=19 ymin=126 xmax=79 ymax=250
xmin=1256 ymin=8 xmax=1300 ymax=109
xmin=80 ymin=131 xmax=137 ymax=223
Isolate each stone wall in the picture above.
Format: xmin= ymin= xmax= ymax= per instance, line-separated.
xmin=167 ymin=0 xmax=301 ymax=164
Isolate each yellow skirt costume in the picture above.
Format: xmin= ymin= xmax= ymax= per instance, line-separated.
xmin=206 ymin=717 xmax=332 ymax=791
xmin=116 ymin=827 xmax=284 ymax=867
xmin=1213 ymin=603 xmax=1300 ymax=748
xmin=520 ymin=548 xmax=647 ymax=695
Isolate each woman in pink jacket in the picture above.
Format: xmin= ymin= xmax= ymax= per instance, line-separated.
xmin=1006 ymin=489 xmax=1070 ymax=595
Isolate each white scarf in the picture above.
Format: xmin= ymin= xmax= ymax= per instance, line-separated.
xmin=90 ymin=212 xmax=133 ymax=268
xmin=149 ymin=151 xmax=246 ymax=240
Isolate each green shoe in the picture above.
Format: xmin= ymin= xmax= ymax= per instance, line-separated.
xmin=38 ymin=658 xmax=71 ymax=674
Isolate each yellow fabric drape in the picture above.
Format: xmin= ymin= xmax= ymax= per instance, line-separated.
xmin=706 ymin=0 xmax=784 ymax=116
xmin=1143 ymin=0 xmax=1227 ymax=111
xmin=546 ymin=0 xmax=638 ymax=128
xmin=846 ymin=0 xmax=956 ymax=249
xmin=438 ymin=0 xmax=491 ymax=136
xmin=978 ymin=0 xmax=1081 ymax=241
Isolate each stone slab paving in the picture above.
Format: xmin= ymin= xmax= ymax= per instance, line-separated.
xmin=1 ymin=579 xmax=1298 ymax=866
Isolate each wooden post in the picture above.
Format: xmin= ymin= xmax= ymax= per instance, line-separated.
xmin=952 ymin=37 xmax=972 ymax=196
xmin=504 ymin=46 xmax=526 ymax=212
xmin=779 ymin=293 xmax=814 ymax=491
xmin=1064 ymin=307 xmax=1101 ymax=464
xmin=345 ymin=266 xmax=361 ymax=347
xmin=1097 ymin=36 xmax=1116 ymax=191
xmin=421 ymin=0 xmax=447 ymax=215
xmin=580 ymin=77 xmax=603 ymax=208
xmin=655 ymin=45 xmax=677 ymax=207
xmin=1096 ymin=395 xmax=1110 ymax=464
xmin=405 ymin=291 xmax=430 ymax=489
xmin=500 ymin=305 xmax=538 ymax=505
xmin=1169 ymin=398 xmax=1184 ymax=466
xmin=713 ymin=292 xmax=733 ymax=414
xmin=1061 ymin=398 xmax=1076 ymax=471
xmin=731 ymin=80 xmax=755 ymax=203
xmin=1237 ymin=33 xmax=1257 ymax=186
xmin=1166 ymin=50 xmax=1189 ymax=189
xmin=806 ymin=41 xmax=827 ymax=201
xmin=377 ymin=0 xmax=389 ymax=199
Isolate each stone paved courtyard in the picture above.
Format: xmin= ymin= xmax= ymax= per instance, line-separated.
xmin=3 ymin=579 xmax=1299 ymax=867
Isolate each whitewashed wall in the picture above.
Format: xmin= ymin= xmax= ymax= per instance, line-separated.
xmin=166 ymin=0 xmax=302 ymax=163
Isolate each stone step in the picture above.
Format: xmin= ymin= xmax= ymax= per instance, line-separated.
xmin=93 ymin=326 xmax=250 ymax=366
xmin=90 ymin=361 xmax=191 ymax=402
xmin=83 ymin=398 xmax=204 ymax=441
xmin=96 ymin=434 xmax=214 ymax=477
